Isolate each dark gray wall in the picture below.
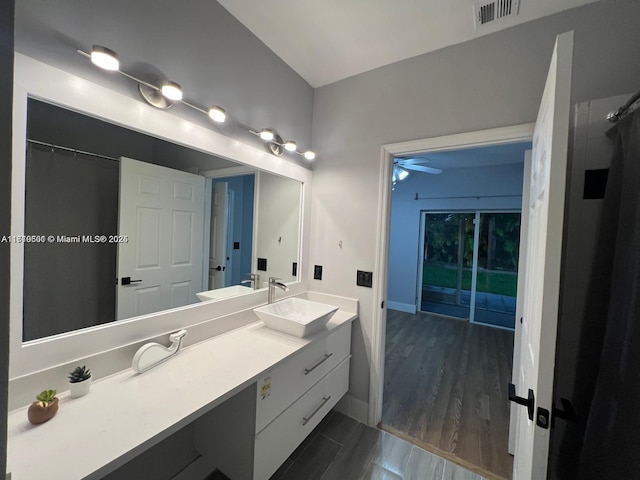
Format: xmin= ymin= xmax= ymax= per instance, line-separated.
xmin=309 ymin=0 xmax=640 ymax=421
xmin=1 ymin=0 xmax=14 ymax=475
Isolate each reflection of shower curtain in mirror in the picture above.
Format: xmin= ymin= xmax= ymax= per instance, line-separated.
xmin=577 ymin=109 xmax=640 ymax=479
xmin=23 ymin=144 xmax=118 ymax=341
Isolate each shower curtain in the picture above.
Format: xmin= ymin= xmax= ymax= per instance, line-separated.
xmin=577 ymin=108 xmax=640 ymax=479
xmin=23 ymin=144 xmax=119 ymax=340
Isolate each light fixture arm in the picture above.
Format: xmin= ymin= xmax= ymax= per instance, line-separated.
xmin=78 ymin=46 xmax=315 ymax=160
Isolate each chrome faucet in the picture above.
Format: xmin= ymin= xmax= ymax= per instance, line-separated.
xmin=268 ymin=277 xmax=289 ymax=303
xmin=241 ymin=273 xmax=261 ymax=290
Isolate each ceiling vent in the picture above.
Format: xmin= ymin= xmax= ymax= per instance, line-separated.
xmin=474 ymin=0 xmax=520 ymax=28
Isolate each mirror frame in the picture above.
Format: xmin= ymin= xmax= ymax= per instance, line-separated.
xmin=10 ymin=53 xmax=312 ymax=378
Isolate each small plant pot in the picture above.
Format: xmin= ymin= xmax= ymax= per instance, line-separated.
xmin=27 ymin=397 xmax=59 ymax=425
xmin=69 ymin=377 xmax=92 ymax=398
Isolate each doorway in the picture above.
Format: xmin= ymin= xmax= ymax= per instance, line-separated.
xmin=372 ymin=32 xmax=573 ymax=480
xmin=383 ymin=141 xmax=528 ymax=478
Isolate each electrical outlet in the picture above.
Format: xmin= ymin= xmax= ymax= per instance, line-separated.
xmin=257 ymin=258 xmax=267 ymax=271
xmin=357 ymin=270 xmax=373 ymax=288
xmin=314 ymin=265 xmax=323 ymax=280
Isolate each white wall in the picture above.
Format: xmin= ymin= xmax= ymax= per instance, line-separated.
xmin=388 ymin=163 xmax=524 ymax=311
xmin=255 ymin=172 xmax=301 ymax=285
xmin=309 ymin=0 xmax=640 ymax=407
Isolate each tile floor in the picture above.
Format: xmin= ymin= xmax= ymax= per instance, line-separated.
xmin=271 ymin=410 xmax=487 ymax=480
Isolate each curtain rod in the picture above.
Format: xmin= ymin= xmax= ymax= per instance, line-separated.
xmin=414 ymin=193 xmax=522 ymax=201
xmin=27 ymin=139 xmax=119 ymax=162
xmin=607 ymin=90 xmax=640 ymax=123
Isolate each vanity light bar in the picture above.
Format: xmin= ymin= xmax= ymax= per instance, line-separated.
xmin=249 ymin=129 xmax=316 ymax=161
xmin=79 ymin=47 xmax=226 ymax=123
xmin=77 ymin=45 xmax=316 ymax=159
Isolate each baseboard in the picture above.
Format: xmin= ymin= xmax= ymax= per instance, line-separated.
xmin=334 ymin=394 xmax=369 ymax=425
xmin=387 ymin=302 xmax=416 ymax=314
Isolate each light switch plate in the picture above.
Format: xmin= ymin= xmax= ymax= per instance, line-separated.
xmin=357 ymin=270 xmax=373 ymax=288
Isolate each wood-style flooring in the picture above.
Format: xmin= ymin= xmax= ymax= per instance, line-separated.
xmin=271 ymin=410 xmax=487 ymax=480
xmin=381 ymin=310 xmax=514 ymax=480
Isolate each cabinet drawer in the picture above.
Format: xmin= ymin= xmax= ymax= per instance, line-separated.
xmin=255 ymin=322 xmax=351 ymax=433
xmin=253 ymin=357 xmax=350 ymax=480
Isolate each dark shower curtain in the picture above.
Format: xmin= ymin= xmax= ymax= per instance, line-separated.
xmin=23 ymin=143 xmax=119 ymax=340
xmin=577 ymin=108 xmax=640 ymax=479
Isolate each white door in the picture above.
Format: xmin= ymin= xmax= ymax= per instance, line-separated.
xmin=117 ymin=157 xmax=205 ymax=320
xmin=209 ymin=181 xmax=228 ymax=289
xmin=509 ymin=149 xmax=532 ymax=455
xmin=512 ymin=31 xmax=573 ymax=479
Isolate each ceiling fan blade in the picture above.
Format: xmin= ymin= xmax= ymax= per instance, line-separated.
xmin=404 ymin=164 xmax=442 ymax=174
xmin=400 ymin=157 xmax=433 ymax=165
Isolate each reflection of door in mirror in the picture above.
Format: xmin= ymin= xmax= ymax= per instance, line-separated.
xmin=210 ymin=181 xmax=228 ymax=289
xmin=207 ymin=176 xmax=255 ymax=291
xmin=117 ymin=157 xmax=205 ymax=321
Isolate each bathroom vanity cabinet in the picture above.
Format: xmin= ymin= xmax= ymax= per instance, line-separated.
xmin=253 ymin=323 xmax=351 ymax=479
xmin=6 ymin=297 xmax=356 ymax=480
xmin=194 ymin=320 xmax=351 ymax=480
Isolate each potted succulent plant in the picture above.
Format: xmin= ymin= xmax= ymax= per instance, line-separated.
xmin=68 ymin=365 xmax=92 ymax=398
xmin=27 ymin=389 xmax=58 ymax=425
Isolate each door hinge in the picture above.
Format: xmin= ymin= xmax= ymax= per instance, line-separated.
xmin=381 ymin=301 xmax=385 ymax=309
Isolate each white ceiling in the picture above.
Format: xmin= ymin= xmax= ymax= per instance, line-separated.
xmin=218 ymin=0 xmax=598 ymax=87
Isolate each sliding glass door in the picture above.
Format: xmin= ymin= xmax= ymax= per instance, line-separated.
xmin=419 ymin=211 xmax=520 ymax=329
xmin=472 ymin=213 xmax=520 ymax=328
xmin=419 ymin=212 xmax=475 ymax=320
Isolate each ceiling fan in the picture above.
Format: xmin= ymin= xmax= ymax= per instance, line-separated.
xmin=392 ymin=157 xmax=442 ymax=187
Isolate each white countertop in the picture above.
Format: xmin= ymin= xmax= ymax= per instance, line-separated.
xmin=7 ymin=309 xmax=356 ymax=480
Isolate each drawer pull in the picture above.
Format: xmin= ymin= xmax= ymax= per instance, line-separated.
xmin=302 ymin=396 xmax=332 ymax=426
xmin=304 ymin=353 xmax=333 ymax=375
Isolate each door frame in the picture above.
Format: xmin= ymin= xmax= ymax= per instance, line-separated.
xmin=370 ymin=123 xmax=535 ymax=427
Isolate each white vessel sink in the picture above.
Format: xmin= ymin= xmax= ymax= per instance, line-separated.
xmin=253 ymin=298 xmax=339 ymax=337
xmin=196 ymin=285 xmax=253 ymax=301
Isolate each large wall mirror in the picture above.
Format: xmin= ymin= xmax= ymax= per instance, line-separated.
xmin=10 ymin=54 xmax=312 ymax=378
xmin=23 ymin=98 xmax=302 ymax=342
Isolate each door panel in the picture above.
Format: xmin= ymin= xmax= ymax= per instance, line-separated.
xmin=513 ymin=31 xmax=573 ymax=479
xmin=117 ymin=157 xmax=205 ymax=320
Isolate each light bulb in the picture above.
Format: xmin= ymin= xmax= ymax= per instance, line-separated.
xmin=208 ymin=106 xmax=226 ymax=123
xmin=161 ymin=81 xmax=183 ymax=101
xmin=397 ymin=167 xmax=409 ymax=181
xmin=90 ymin=45 xmax=119 ymax=71
xmin=304 ymin=150 xmax=316 ymax=161
xmin=259 ymin=129 xmax=274 ymax=141
xmin=284 ymin=140 xmax=297 ymax=152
